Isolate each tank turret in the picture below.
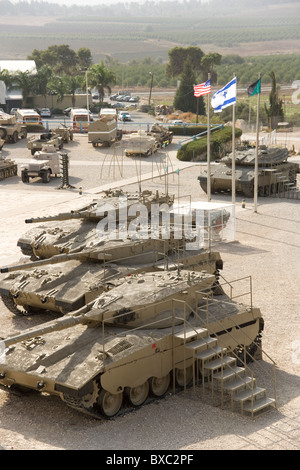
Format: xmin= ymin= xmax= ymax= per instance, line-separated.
xmin=198 ymin=145 xmax=299 ymax=197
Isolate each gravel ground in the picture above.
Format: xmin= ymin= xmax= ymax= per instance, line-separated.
xmin=0 ymin=130 xmax=299 ymax=451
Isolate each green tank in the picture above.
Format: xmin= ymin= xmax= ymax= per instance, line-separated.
xmin=198 ymin=145 xmax=299 ymax=197
xmin=0 ymin=267 xmax=274 ymax=419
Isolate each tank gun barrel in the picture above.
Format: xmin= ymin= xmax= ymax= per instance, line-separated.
xmin=25 ymin=210 xmax=95 ymax=224
xmin=2 ymin=302 xmax=94 ymax=348
xmin=1 ymin=250 xmax=113 ymax=273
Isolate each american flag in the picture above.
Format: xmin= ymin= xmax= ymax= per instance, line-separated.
xmin=194 ymin=80 xmax=211 ymax=97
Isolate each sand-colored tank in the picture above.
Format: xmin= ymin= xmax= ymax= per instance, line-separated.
xmin=17 ymin=189 xmax=174 ymax=259
xmin=198 ymin=145 xmax=299 ymax=197
xmin=0 ymin=154 xmax=17 ymax=180
xmin=0 ymin=267 xmax=270 ymax=419
xmin=0 ymin=248 xmax=223 ymax=316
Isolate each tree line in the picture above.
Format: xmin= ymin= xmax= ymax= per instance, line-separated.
xmin=0 ymin=44 xmax=290 ymax=127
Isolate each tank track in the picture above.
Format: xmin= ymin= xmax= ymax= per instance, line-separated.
xmin=0 ymin=294 xmax=24 ymax=316
xmin=63 ymin=384 xmax=183 ymax=420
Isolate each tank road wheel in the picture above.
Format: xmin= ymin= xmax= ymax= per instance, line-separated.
xmin=12 ymin=131 xmax=18 ymax=143
xmin=98 ymin=389 xmax=123 ymax=418
xmin=21 ymin=170 xmax=29 ymax=183
xmin=42 ymin=169 xmax=51 ymax=183
xmin=175 ymin=366 xmax=193 ymax=388
xmin=125 ymin=381 xmax=149 ymax=407
xmin=149 ymin=374 xmax=170 ymax=397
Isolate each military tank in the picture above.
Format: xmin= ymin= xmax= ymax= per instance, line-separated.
xmin=198 ymin=145 xmax=299 ymax=197
xmin=1 ymin=221 xmax=224 ymax=316
xmin=0 ymin=268 xmax=266 ymax=418
xmin=0 ymin=154 xmax=18 ymax=181
xmin=17 ymin=189 xmax=174 ymax=259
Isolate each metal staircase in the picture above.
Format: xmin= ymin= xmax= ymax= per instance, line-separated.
xmin=271 ymin=170 xmax=300 ymax=199
xmin=173 ymin=325 xmax=276 ymax=418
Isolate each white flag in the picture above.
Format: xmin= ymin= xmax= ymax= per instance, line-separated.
xmin=211 ymin=77 xmax=237 ymax=112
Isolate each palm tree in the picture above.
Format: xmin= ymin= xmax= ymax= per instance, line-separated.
xmin=87 ymin=61 xmax=116 ymax=103
xmin=63 ymin=74 xmax=85 ymax=108
xmin=33 ymin=65 xmax=53 ymax=106
xmin=12 ymin=70 xmax=35 ymax=107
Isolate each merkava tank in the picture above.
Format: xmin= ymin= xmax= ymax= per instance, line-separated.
xmin=198 ymin=145 xmax=299 ymax=198
xmin=17 ymin=189 xmax=175 ymax=259
xmin=0 ymin=226 xmax=224 ymax=316
xmin=0 ymin=154 xmax=18 ymax=181
xmin=0 ymin=267 xmax=267 ymax=419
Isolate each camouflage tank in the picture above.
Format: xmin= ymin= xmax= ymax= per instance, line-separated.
xmin=198 ymin=145 xmax=299 ymax=197
xmin=0 ymin=154 xmax=18 ymax=181
xmin=0 ymin=267 xmax=271 ymax=419
xmin=17 ymin=189 xmax=174 ymax=259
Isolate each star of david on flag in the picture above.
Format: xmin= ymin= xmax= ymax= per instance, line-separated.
xmin=211 ymin=77 xmax=237 ymax=112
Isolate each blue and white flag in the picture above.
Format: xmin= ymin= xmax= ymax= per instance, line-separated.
xmin=211 ymin=77 xmax=237 ymax=112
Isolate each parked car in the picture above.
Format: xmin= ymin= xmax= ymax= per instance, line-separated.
xmin=10 ymin=108 xmax=18 ymax=116
xmin=39 ymin=108 xmax=52 ymax=118
xmin=118 ymin=112 xmax=132 ymax=122
xmin=112 ymin=102 xmax=125 ymax=109
xmin=63 ymin=107 xmax=72 ymax=116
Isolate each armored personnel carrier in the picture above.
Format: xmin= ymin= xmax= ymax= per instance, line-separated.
xmin=0 ymin=267 xmax=274 ymax=419
xmin=0 ymin=154 xmax=18 ymax=181
xmin=0 ymin=248 xmax=223 ymax=316
xmin=17 ymin=189 xmax=174 ymax=259
xmin=88 ymin=115 xmax=122 ymax=147
xmin=198 ymin=145 xmax=299 ymax=197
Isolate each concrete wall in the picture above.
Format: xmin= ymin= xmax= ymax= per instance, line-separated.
xmin=33 ymin=94 xmax=92 ymax=110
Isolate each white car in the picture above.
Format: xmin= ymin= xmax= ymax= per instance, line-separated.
xmin=39 ymin=108 xmax=52 ymax=118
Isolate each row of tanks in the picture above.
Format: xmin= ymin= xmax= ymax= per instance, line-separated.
xmin=198 ymin=145 xmax=299 ymax=197
xmin=0 ymin=189 xmax=266 ymax=418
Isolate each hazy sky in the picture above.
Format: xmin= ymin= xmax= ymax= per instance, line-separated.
xmin=10 ymin=0 xmax=202 ymax=5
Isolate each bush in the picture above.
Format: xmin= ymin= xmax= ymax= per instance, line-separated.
xmin=177 ymin=126 xmax=242 ymax=162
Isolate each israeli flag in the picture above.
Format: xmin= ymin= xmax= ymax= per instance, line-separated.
xmin=211 ymin=77 xmax=237 ymax=112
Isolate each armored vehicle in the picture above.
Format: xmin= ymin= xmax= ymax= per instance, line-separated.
xmin=0 ymin=249 xmax=224 ymax=316
xmin=0 ymin=267 xmax=275 ymax=419
xmin=0 ymin=113 xmax=27 ymax=143
xmin=0 ymin=154 xmax=18 ymax=181
xmin=148 ymin=123 xmax=173 ymax=148
xmin=88 ymin=115 xmax=122 ymax=147
xmin=52 ymin=125 xmax=73 ymax=143
xmin=198 ymin=145 xmax=299 ymax=197
xmin=27 ymin=132 xmax=63 ymax=155
xmin=20 ymin=145 xmax=65 ymax=184
xmin=17 ymin=190 xmax=174 ymax=259
xmin=124 ymin=132 xmax=158 ymax=157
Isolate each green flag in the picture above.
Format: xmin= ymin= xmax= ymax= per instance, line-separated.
xmin=248 ymin=78 xmax=261 ymax=96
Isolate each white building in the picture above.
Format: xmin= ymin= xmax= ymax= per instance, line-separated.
xmin=0 ymin=60 xmax=37 ymax=112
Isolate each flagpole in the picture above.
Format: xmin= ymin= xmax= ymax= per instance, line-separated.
xmin=207 ymin=72 xmax=211 ymax=201
xmin=254 ymin=73 xmax=261 ymax=213
xmin=232 ymin=75 xmax=236 ymax=205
